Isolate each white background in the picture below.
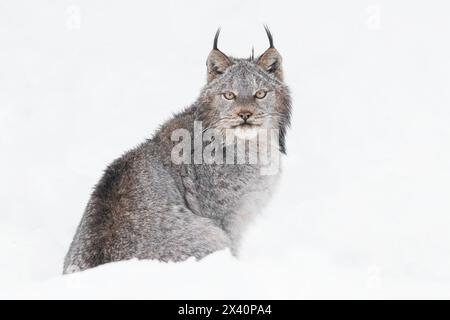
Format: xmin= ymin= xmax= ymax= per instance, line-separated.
xmin=1 ymin=0 xmax=450 ymax=299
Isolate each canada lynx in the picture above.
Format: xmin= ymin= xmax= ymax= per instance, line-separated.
xmin=64 ymin=27 xmax=291 ymax=273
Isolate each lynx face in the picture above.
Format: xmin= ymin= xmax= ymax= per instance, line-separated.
xmin=196 ymin=27 xmax=291 ymax=152
xmin=202 ymin=61 xmax=287 ymax=137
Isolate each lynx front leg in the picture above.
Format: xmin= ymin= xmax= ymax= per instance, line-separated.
xmin=137 ymin=205 xmax=232 ymax=262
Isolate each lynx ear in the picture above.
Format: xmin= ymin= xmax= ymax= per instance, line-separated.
xmin=207 ymin=29 xmax=232 ymax=82
xmin=256 ymin=26 xmax=283 ymax=81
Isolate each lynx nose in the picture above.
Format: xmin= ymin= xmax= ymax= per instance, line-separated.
xmin=238 ymin=111 xmax=253 ymax=122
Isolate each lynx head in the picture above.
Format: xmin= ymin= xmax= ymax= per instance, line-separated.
xmin=196 ymin=26 xmax=292 ymax=153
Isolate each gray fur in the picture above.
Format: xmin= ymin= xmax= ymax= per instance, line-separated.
xmin=63 ymin=28 xmax=291 ymax=273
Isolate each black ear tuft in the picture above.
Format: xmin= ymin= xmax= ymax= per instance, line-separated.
xmin=213 ymin=28 xmax=221 ymax=50
xmin=264 ymin=25 xmax=274 ymax=48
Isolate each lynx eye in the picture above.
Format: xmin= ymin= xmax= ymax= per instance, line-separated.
xmin=255 ymin=89 xmax=267 ymax=99
xmin=223 ymin=91 xmax=236 ymax=100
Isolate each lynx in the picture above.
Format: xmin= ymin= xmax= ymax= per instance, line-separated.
xmin=63 ymin=27 xmax=292 ymax=273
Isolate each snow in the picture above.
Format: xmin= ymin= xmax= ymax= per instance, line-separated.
xmin=1 ymin=0 xmax=450 ymax=299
